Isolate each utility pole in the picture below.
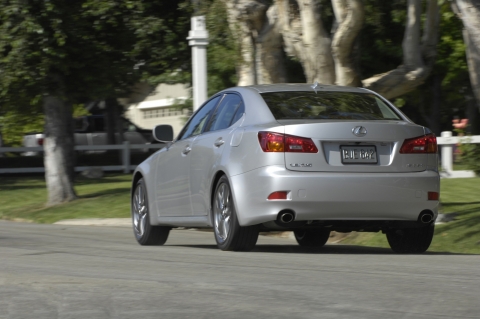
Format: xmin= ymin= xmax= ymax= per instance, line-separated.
xmin=187 ymin=14 xmax=209 ymax=112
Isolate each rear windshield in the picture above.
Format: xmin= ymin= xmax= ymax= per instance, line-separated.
xmin=260 ymin=91 xmax=401 ymax=120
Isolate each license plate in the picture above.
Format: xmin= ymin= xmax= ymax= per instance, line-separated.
xmin=340 ymin=145 xmax=377 ymax=164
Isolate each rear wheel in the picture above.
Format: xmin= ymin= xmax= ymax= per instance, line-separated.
xmin=293 ymin=229 xmax=331 ymax=247
xmin=213 ymin=176 xmax=259 ymax=251
xmin=386 ymin=224 xmax=435 ymax=253
xmin=132 ymin=178 xmax=170 ymax=245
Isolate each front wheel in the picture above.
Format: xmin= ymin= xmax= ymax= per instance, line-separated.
xmin=132 ymin=178 xmax=170 ymax=245
xmin=386 ymin=224 xmax=435 ymax=254
xmin=213 ymin=175 xmax=259 ymax=251
xmin=294 ymin=229 xmax=331 ymax=247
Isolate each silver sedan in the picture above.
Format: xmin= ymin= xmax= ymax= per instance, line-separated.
xmin=131 ymin=84 xmax=440 ymax=253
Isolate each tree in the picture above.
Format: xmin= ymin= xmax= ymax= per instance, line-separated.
xmin=220 ymin=0 xmax=440 ymax=100
xmin=0 ymin=0 xmax=192 ymax=205
xmin=452 ymin=0 xmax=480 ymax=113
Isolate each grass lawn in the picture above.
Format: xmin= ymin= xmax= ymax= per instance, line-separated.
xmin=0 ymin=174 xmax=131 ymax=224
xmin=0 ymin=174 xmax=479 ymax=253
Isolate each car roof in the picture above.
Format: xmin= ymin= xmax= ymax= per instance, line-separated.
xmin=238 ymin=83 xmax=368 ymax=94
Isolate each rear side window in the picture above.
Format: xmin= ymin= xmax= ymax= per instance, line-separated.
xmin=206 ymin=94 xmax=243 ymax=132
xmin=261 ymin=91 xmax=401 ymax=120
xmin=178 ymin=96 xmax=221 ymax=140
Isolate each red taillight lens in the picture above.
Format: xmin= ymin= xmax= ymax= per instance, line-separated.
xmin=285 ymin=135 xmax=318 ymax=153
xmin=258 ymin=132 xmax=285 ymax=152
xmin=37 ymin=137 xmax=44 ymax=146
xmin=267 ymin=191 xmax=289 ymax=200
xmin=258 ymin=132 xmax=318 ymax=153
xmin=399 ymin=133 xmax=437 ymax=154
xmin=428 ymin=192 xmax=439 ymax=201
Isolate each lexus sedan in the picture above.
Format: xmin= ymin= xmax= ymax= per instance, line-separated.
xmin=131 ymin=84 xmax=439 ymax=253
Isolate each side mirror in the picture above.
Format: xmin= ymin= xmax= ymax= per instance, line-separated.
xmin=153 ymin=125 xmax=174 ymax=142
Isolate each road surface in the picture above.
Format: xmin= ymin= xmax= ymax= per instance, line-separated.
xmin=0 ymin=220 xmax=479 ymax=319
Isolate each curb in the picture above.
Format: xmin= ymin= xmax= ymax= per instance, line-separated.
xmin=54 ymin=218 xmax=131 ymax=227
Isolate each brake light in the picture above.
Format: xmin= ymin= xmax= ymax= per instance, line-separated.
xmin=258 ymin=132 xmax=318 ymax=153
xmin=37 ymin=137 xmax=44 ymax=146
xmin=400 ymin=133 xmax=437 ymax=154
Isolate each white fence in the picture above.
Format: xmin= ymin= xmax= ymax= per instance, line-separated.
xmin=0 ymin=142 xmax=165 ymax=174
xmin=1 ymin=132 xmax=479 ymax=177
xmin=437 ymin=131 xmax=480 ymax=178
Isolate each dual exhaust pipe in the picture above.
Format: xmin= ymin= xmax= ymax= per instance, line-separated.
xmin=277 ymin=210 xmax=434 ymax=225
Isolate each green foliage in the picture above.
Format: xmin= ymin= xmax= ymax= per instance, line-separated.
xmin=1 ymin=110 xmax=44 ymax=147
xmin=205 ymin=0 xmax=238 ymax=95
xmin=0 ymin=0 xmax=193 ymax=107
xmin=458 ymin=137 xmax=480 ymax=175
xmin=386 ymin=3 xmax=472 ymax=133
xmin=361 ymin=0 xmax=406 ymax=78
xmin=0 ymin=0 xmax=194 ymax=149
xmin=0 ymin=104 xmax=90 ymax=147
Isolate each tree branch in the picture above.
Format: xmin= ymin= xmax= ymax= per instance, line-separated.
xmin=362 ymin=0 xmax=439 ymax=99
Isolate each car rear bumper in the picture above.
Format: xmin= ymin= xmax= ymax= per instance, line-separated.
xmin=229 ymin=165 xmax=440 ymax=227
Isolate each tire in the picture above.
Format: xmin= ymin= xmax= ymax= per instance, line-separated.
xmin=294 ymin=229 xmax=331 ymax=247
xmin=132 ymin=178 xmax=170 ymax=245
xmin=213 ymin=175 xmax=259 ymax=251
xmin=386 ymin=224 xmax=435 ymax=254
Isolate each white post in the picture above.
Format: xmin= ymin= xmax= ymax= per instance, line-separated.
xmin=123 ymin=141 xmax=130 ymax=174
xmin=441 ymin=131 xmax=453 ymax=173
xmin=187 ymin=16 xmax=209 ymax=112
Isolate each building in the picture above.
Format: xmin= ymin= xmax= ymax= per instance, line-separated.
xmin=124 ymin=83 xmax=191 ymax=137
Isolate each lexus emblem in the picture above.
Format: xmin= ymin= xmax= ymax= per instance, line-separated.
xmin=352 ymin=126 xmax=367 ymax=137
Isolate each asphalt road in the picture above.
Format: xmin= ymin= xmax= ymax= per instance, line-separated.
xmin=0 ymin=220 xmax=479 ymax=319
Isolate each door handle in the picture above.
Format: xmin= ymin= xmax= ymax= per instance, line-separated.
xmin=182 ymin=146 xmax=192 ymax=155
xmin=214 ymin=139 xmax=225 ymax=147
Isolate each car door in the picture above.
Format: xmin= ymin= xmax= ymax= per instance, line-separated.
xmin=154 ymin=96 xmax=221 ymax=217
xmin=189 ymin=93 xmax=245 ymax=216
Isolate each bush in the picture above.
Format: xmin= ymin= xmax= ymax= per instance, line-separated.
xmin=458 ymin=137 xmax=480 ymax=175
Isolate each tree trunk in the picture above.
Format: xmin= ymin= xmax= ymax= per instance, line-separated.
xmin=223 ymin=0 xmax=439 ymax=99
xmin=43 ymin=95 xmax=77 ymax=205
xmin=453 ymin=0 xmax=480 ymax=111
xmin=362 ymin=0 xmax=439 ymax=99
xmin=0 ymin=131 xmax=4 ymax=157
xmin=331 ymin=0 xmax=364 ymax=86
xmin=223 ymin=0 xmax=285 ymax=86
xmin=105 ymin=99 xmax=116 ymax=145
xmin=277 ymin=0 xmax=335 ymax=84
xmin=429 ymin=74 xmax=442 ymax=135
xmin=256 ymin=5 xmax=287 ymax=84
xmin=466 ymin=99 xmax=480 ymax=134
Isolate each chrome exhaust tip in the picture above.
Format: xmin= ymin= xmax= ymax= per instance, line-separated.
xmin=418 ymin=211 xmax=434 ymax=224
xmin=278 ymin=211 xmax=295 ymax=224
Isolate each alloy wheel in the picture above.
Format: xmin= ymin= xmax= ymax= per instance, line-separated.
xmin=214 ymin=182 xmax=232 ymax=243
xmin=133 ymin=183 xmax=148 ymax=238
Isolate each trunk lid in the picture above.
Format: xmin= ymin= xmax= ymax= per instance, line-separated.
xmin=281 ymin=120 xmax=428 ymax=173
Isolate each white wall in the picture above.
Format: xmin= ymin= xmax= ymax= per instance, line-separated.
xmin=124 ymin=83 xmax=191 ymax=137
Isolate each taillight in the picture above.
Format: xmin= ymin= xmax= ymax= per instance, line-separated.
xmin=399 ymin=133 xmax=437 ymax=154
xmin=37 ymin=137 xmax=44 ymax=146
xmin=258 ymin=132 xmax=318 ymax=153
